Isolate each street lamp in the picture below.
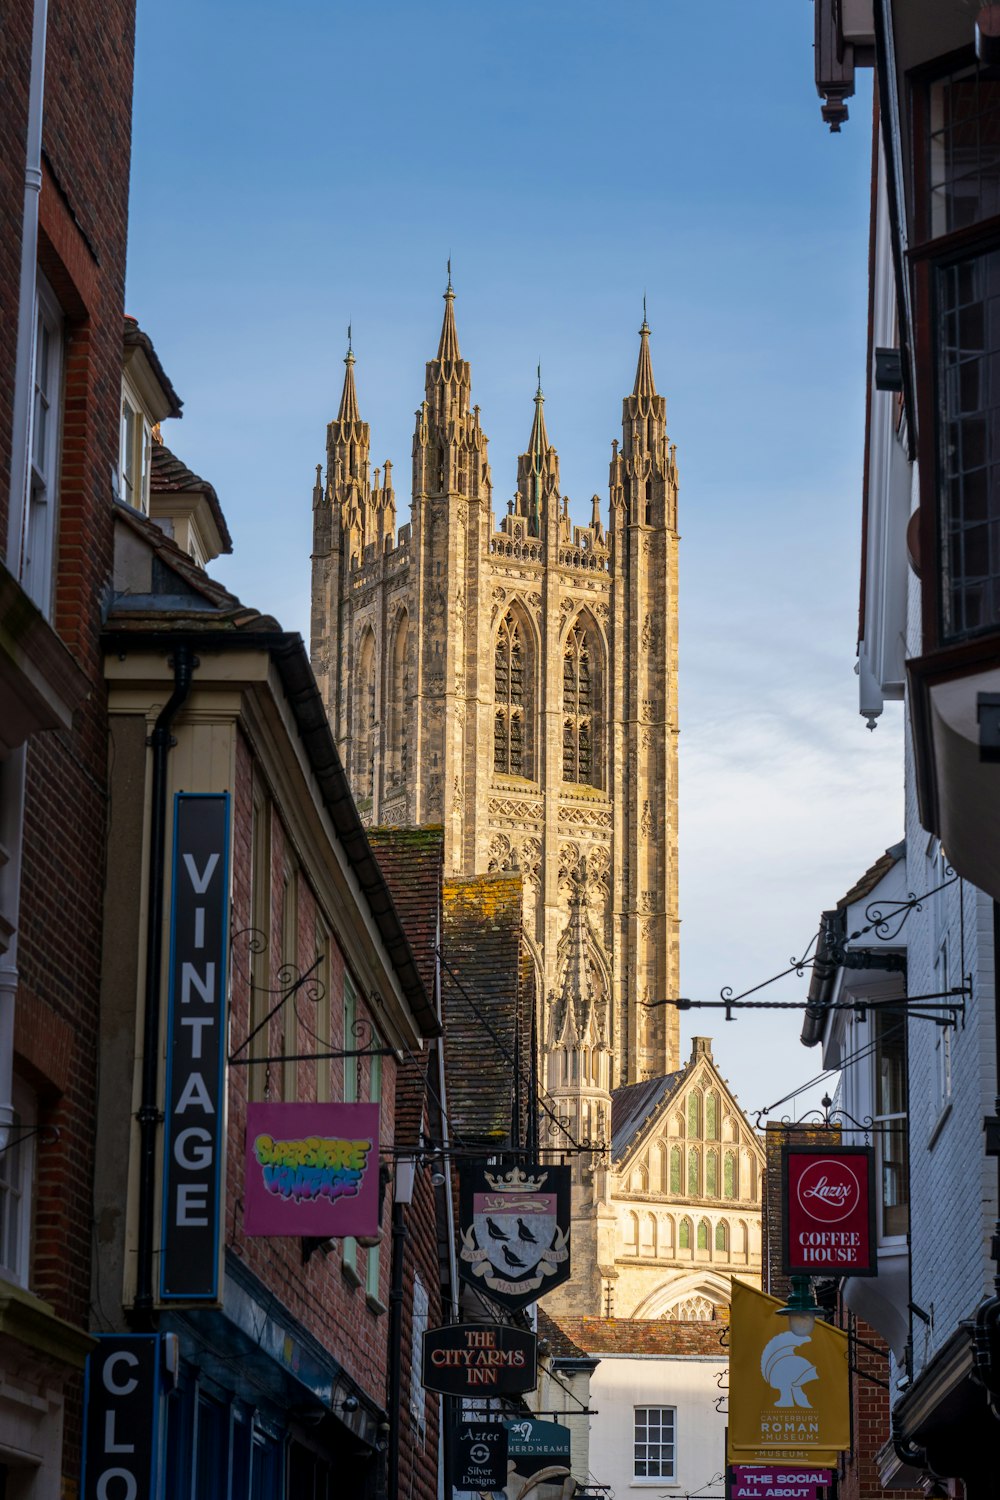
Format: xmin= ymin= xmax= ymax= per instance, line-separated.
xmin=775 ymin=1274 xmax=823 ymax=1336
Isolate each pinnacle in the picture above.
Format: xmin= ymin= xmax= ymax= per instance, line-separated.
xmin=436 ymin=278 xmax=462 ymax=364
xmin=526 ymin=375 xmax=549 ymax=467
xmin=633 ymin=314 xmax=657 ymax=400
xmin=337 ymin=341 xmax=361 ymax=425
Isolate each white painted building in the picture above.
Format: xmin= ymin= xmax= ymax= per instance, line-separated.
xmin=540 ymin=1315 xmax=727 ymax=1499
xmin=796 ymin=40 xmax=1000 ymax=1491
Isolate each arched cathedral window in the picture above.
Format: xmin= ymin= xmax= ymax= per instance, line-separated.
xmin=356 ymin=629 xmax=377 ymax=801
xmin=724 ymin=1152 xmax=737 ymax=1199
xmin=562 ymin=619 xmax=603 ymax=787
xmin=387 ymin=612 xmax=409 ymax=786
xmin=669 ymin=1145 xmax=681 ymax=1194
xmin=715 ymin=1221 xmax=729 ymax=1254
xmin=706 ymin=1149 xmax=719 ymax=1198
xmin=494 ymin=608 xmax=534 ymax=778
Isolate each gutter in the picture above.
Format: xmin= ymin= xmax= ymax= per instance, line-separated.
xmin=102 ymin=627 xmax=438 ymax=1040
xmin=5 ymin=0 xmax=47 ymax=577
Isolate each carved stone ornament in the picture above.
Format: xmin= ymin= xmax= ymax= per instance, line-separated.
xmin=641 ymin=800 xmax=654 ymax=835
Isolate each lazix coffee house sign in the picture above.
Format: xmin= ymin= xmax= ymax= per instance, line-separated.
xmin=421 ymin=1323 xmax=537 ymax=1396
xmin=160 ymin=793 xmax=230 ymax=1301
xmin=782 ymin=1144 xmax=876 ymax=1277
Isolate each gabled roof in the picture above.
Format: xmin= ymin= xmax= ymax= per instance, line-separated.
xmin=151 ymin=441 xmax=234 ymax=554
xmin=537 ymin=1308 xmax=592 ymax=1361
xmin=103 ymin=509 xmax=438 ymax=1042
xmin=611 ymin=1038 xmax=764 ymax=1170
xmin=123 ymin=316 xmax=183 ymax=419
xmin=836 ymin=840 xmax=905 ymax=909
xmin=441 ymin=873 xmax=528 ymax=1146
xmin=611 ymin=1071 xmax=684 ymax=1163
xmin=544 ymin=1314 xmax=726 ymax=1358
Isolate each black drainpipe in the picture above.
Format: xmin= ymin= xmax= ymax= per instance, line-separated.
xmin=385 ymin=1184 xmax=407 ymax=1499
xmin=134 ymin=645 xmax=195 ymax=1321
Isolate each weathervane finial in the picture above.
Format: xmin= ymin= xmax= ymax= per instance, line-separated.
xmin=447 ymin=255 xmax=452 ymax=291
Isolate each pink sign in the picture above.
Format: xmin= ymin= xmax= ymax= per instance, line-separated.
xmin=730 ymin=1469 xmax=832 ymax=1500
xmin=243 ymin=1102 xmax=380 ymax=1238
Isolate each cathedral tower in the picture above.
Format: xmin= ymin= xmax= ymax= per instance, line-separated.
xmin=310 ymin=284 xmax=680 ymax=1101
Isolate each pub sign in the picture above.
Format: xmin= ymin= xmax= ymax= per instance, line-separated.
xmin=458 ymin=1162 xmax=570 ymax=1311
xmin=421 ymin=1323 xmax=537 ymax=1396
xmin=160 ymin=792 xmax=230 ymax=1301
xmin=782 ymin=1144 xmax=877 ymax=1277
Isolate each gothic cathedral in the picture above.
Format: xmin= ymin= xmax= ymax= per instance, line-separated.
xmin=310 ymin=282 xmax=763 ymax=1317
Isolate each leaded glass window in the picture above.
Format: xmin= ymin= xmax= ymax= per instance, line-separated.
xmin=687 ymin=1148 xmax=699 ymax=1197
xmin=724 ymin=1152 xmax=736 ymax=1199
xmin=562 ymin=622 xmax=601 ymax=786
xmin=706 ymin=1150 xmax=718 ymax=1197
xmin=669 ymin=1145 xmax=681 ymax=1193
xmin=495 ymin=609 xmax=533 ymax=777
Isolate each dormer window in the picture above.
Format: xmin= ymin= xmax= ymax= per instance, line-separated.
xmin=120 ymin=383 xmax=152 ymax=513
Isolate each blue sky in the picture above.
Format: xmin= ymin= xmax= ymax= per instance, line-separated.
xmin=127 ymin=0 xmax=901 ymax=1116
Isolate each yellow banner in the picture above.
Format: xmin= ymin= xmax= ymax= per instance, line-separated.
xmin=727 ymin=1278 xmax=849 ymax=1463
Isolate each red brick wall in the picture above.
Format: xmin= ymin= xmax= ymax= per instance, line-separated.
xmin=763 ymin=1127 xmax=921 ymax=1500
xmin=5 ymin=3 xmax=135 ymax=1487
xmin=226 ymin=730 xmax=398 ymax=1406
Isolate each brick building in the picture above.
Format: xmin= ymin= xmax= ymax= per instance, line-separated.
xmin=0 ymin=1 xmax=138 ymax=1490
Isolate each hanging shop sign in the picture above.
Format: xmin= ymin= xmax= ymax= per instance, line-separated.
xmin=422 ymin=1323 xmax=537 ymax=1396
xmin=81 ymin=1334 xmax=161 ymax=1500
xmin=729 ymin=1466 xmax=833 ymax=1500
xmin=504 ymin=1418 xmax=572 ymax=1500
xmin=458 ymin=1162 xmax=570 ymax=1311
xmin=244 ymin=1100 xmax=381 ymax=1238
xmin=450 ymin=1422 xmax=508 ymax=1490
xmin=728 ymin=1280 xmax=849 ymax=1467
xmin=160 ymin=792 xmax=230 ymax=1301
xmin=782 ymin=1144 xmax=876 ymax=1277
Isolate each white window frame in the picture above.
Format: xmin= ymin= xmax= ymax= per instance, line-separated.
xmin=0 ymin=1079 xmax=36 ymax=1288
xmin=23 ymin=276 xmax=64 ymax=617
xmin=119 ymin=373 xmax=152 ymax=514
xmin=633 ymin=1405 xmax=676 ymax=1483
xmin=409 ymin=1273 xmax=428 ymax=1443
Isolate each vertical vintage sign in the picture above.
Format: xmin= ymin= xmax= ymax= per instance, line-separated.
xmin=81 ymin=1334 xmax=161 ymax=1499
xmin=160 ymin=792 xmax=230 ymax=1300
xmin=782 ymin=1145 xmax=877 ymax=1277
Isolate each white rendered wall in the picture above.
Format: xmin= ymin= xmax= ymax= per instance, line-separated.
xmin=587 ymin=1355 xmax=727 ymax=1499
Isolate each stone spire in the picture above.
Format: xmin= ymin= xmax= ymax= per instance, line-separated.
xmin=436 ymin=264 xmax=461 ymax=363
xmin=516 ymin=367 xmax=560 ymax=537
xmin=422 ymin=269 xmax=472 ymax=427
xmin=633 ymin=302 xmax=657 ymax=402
xmin=326 ymin=329 xmax=372 ymax=558
xmin=527 ymin=365 xmax=549 ymax=461
xmin=337 ymin=328 xmax=362 ymax=424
